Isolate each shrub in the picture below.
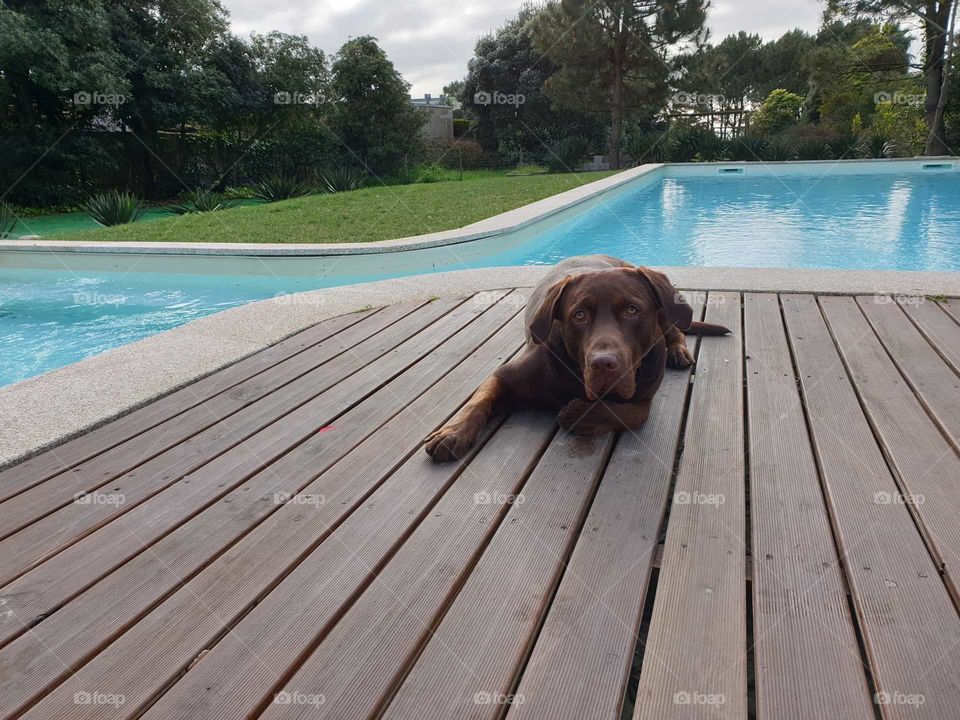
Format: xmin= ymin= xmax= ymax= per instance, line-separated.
xmin=544 ymin=136 xmax=591 ymax=173
xmin=794 ymin=139 xmax=831 ymax=160
xmin=321 ymin=166 xmax=368 ymax=193
xmin=625 ymin=132 xmax=669 ymax=163
xmin=166 ymin=190 xmax=234 ymax=215
xmin=251 ymin=175 xmax=313 ymax=202
xmin=762 ymin=141 xmax=794 ymax=161
xmin=859 ymin=133 xmax=897 ymax=158
xmin=829 ymin=134 xmax=861 ymax=159
xmin=414 ymin=163 xmax=449 ymax=183
xmin=728 ymin=136 xmax=768 ymax=162
xmin=752 ymin=89 xmax=804 ymax=136
xmin=0 ymin=202 xmax=17 ymax=238
xmin=83 ymin=190 xmax=145 ymax=227
xmin=668 ymin=127 xmax=727 ymax=162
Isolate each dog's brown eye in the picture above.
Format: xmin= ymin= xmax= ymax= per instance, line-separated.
xmin=625 ymin=305 xmax=639 ymax=316
xmin=573 ymin=309 xmax=587 ymax=322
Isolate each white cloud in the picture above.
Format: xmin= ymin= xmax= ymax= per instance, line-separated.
xmin=219 ymin=0 xmax=826 ymax=96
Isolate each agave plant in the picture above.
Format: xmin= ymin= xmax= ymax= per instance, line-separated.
xmin=83 ymin=190 xmax=145 ymax=227
xmin=793 ymin=139 xmax=831 ymax=161
xmin=828 ymin=134 xmax=860 ymax=160
xmin=728 ymin=136 xmax=768 ymax=162
xmin=762 ymin=141 xmax=794 ymax=161
xmin=166 ymin=189 xmax=234 ymax=215
xmin=667 ymin=127 xmax=726 ymax=162
xmin=859 ymin=133 xmax=897 ymax=159
xmin=251 ymin=175 xmax=313 ymax=202
xmin=0 ymin=201 xmax=17 ymax=239
xmin=544 ymin=136 xmax=591 ymax=173
xmin=624 ymin=132 xmax=669 ymax=163
xmin=321 ymin=166 xmax=368 ymax=192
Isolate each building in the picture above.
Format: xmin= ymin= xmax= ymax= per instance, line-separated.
xmin=410 ymin=94 xmax=454 ymax=140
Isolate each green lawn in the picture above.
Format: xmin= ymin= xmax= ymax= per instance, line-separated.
xmin=49 ymin=170 xmax=617 ymax=244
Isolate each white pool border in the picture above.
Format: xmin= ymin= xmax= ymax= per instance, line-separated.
xmin=1 ymin=264 xmax=958 ymax=471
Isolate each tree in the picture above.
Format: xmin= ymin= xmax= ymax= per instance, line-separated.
xmin=751 ymin=89 xmax=805 ymax=135
xmin=531 ymin=0 xmax=708 ymax=168
xmin=827 ymin=0 xmax=956 ymax=154
xmin=457 ymin=6 xmax=606 ymax=163
xmin=329 ymin=36 xmax=424 ymax=175
xmin=757 ymin=29 xmax=818 ymax=99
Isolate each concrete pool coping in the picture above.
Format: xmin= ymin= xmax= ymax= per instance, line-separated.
xmin=1 ymin=264 xmax=958 ymax=470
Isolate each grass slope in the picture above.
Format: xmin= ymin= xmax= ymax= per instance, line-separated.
xmin=52 ymin=170 xmax=617 ymax=244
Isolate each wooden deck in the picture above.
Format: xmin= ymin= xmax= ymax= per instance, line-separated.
xmin=1 ymin=289 xmax=960 ymax=719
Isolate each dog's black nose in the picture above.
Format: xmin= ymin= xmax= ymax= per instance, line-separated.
xmin=589 ymin=353 xmax=620 ymax=373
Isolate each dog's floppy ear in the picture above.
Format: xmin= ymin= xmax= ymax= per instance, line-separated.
xmin=636 ymin=267 xmax=693 ymax=331
xmin=529 ymin=277 xmax=571 ymax=344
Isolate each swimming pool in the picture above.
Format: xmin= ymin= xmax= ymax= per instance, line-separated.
xmin=2 ymin=161 xmax=959 ymax=386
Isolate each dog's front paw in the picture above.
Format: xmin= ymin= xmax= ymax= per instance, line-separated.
xmin=558 ymin=399 xmax=602 ymax=435
xmin=423 ymin=423 xmax=477 ymax=462
xmin=666 ymin=343 xmax=695 ymax=369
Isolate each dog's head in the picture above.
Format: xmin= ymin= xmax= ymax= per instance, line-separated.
xmin=529 ymin=267 xmax=692 ymax=400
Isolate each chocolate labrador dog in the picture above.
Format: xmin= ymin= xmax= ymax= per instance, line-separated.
xmin=424 ymin=255 xmax=729 ymax=461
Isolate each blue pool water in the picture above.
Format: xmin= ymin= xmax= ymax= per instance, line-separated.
xmin=2 ymin=170 xmax=959 ymax=386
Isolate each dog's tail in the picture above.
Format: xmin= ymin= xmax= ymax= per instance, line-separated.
xmin=686 ymin=321 xmax=731 ymax=336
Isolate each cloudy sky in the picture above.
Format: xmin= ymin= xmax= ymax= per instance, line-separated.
xmin=221 ymin=0 xmax=826 ymax=97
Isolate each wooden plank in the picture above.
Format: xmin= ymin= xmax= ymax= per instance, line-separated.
xmin=744 ymin=293 xmax=872 ymax=719
xmin=938 ymin=297 xmax=960 ymax=326
xmin=504 ymin=296 xmax=705 ymax=720
xmin=17 ymin=410 xmax=553 ymax=720
xmin=823 ymin=296 xmax=960 ymax=593
xmin=0 ymin=308 xmax=378 ymax=503
xmin=782 ymin=294 xmax=960 ymax=720
xmin=0 ymin=297 xmax=470 ymax=583
xmin=633 ymin=292 xmax=746 ymax=720
xmin=858 ymin=295 xmax=960 ymax=449
xmin=0 ymin=302 xmax=421 ymax=537
xmin=0 ymin=304 xmax=526 ymax=718
xmin=900 ymin=299 xmax=960 ymax=375
xmin=258 ymin=432 xmax=614 ymax=720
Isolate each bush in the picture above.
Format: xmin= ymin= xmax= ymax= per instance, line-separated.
xmin=625 ymin=132 xmax=669 ymax=163
xmin=752 ymin=89 xmax=804 ymax=136
xmin=794 ymin=138 xmax=831 ymax=160
xmin=320 ymin=166 xmax=368 ymax=192
xmin=762 ymin=141 xmax=794 ymax=161
xmin=829 ymin=134 xmax=861 ymax=159
xmin=0 ymin=202 xmax=17 ymax=238
xmin=544 ymin=136 xmax=591 ymax=173
xmin=417 ymin=138 xmax=498 ymax=169
xmin=166 ymin=190 xmax=234 ymax=215
xmin=859 ymin=132 xmax=897 ymax=158
xmin=414 ymin=163 xmax=449 ymax=183
xmin=728 ymin=136 xmax=768 ymax=161
xmin=83 ymin=190 xmax=145 ymax=226
xmin=668 ymin=127 xmax=727 ymax=162
xmin=251 ymin=175 xmax=313 ymax=202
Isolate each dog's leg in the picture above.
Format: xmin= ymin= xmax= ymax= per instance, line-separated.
xmin=424 ymin=374 xmax=508 ymax=462
xmin=558 ymin=398 xmax=652 ymax=435
xmin=662 ymin=324 xmax=695 ymax=368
